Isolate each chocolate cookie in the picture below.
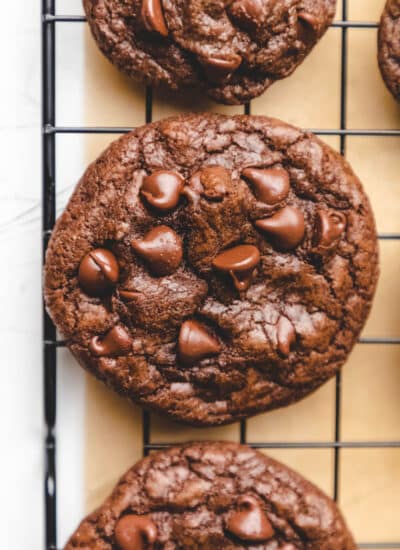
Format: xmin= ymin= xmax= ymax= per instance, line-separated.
xmin=44 ymin=113 xmax=379 ymax=427
xmin=378 ymin=0 xmax=400 ymax=101
xmin=83 ymin=0 xmax=337 ymax=105
xmin=64 ymin=441 xmax=356 ymax=549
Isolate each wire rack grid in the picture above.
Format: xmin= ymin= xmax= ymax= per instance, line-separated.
xmin=42 ymin=1 xmax=400 ymax=548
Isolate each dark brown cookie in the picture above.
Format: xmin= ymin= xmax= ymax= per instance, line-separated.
xmin=82 ymin=0 xmax=337 ymax=105
xmin=64 ymin=441 xmax=357 ymax=549
xmin=44 ymin=113 xmax=379 ymax=427
xmin=378 ymin=0 xmax=400 ymax=101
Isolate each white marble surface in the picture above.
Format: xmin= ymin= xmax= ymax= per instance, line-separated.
xmin=2 ymin=2 xmax=87 ymax=548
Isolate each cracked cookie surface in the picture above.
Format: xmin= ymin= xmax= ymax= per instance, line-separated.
xmin=44 ymin=113 xmax=379 ymax=427
xmin=378 ymin=0 xmax=400 ymax=101
xmin=64 ymin=441 xmax=356 ymax=549
xmin=82 ymin=0 xmax=337 ymax=104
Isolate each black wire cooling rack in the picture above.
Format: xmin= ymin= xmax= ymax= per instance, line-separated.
xmin=42 ymin=1 xmax=400 ymax=548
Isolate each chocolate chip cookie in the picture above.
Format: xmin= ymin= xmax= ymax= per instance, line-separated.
xmin=44 ymin=113 xmax=378 ymax=427
xmin=64 ymin=441 xmax=356 ymax=549
xmin=378 ymin=0 xmax=400 ymax=101
xmin=83 ymin=0 xmax=337 ymax=105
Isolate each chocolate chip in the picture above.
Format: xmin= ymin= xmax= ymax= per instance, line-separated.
xmin=119 ymin=289 xmax=142 ymax=302
xmin=178 ymin=320 xmax=221 ymax=366
xmin=141 ymin=0 xmax=168 ymax=37
xmin=199 ymin=54 xmax=242 ymax=83
xmin=242 ymin=167 xmax=290 ymax=205
xmin=192 ymin=165 xmax=230 ymax=202
xmin=255 ymin=205 xmax=305 ymax=251
xmin=227 ymin=0 xmax=264 ymax=30
xmin=115 ymin=514 xmax=157 ymax=550
xmin=140 ymin=170 xmax=184 ymax=212
xmin=78 ymin=248 xmax=119 ymax=296
xmin=313 ymin=209 xmax=346 ymax=250
xmin=297 ymin=11 xmax=319 ymax=44
xmin=90 ymin=326 xmax=132 ymax=357
xmin=131 ymin=226 xmax=183 ymax=276
xmin=226 ymin=495 xmax=274 ymax=543
xmin=212 ymin=244 xmax=260 ymax=291
xmin=277 ymin=317 xmax=296 ymax=356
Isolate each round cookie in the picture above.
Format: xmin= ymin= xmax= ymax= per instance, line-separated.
xmin=83 ymin=0 xmax=337 ymax=105
xmin=378 ymin=0 xmax=400 ymax=101
xmin=64 ymin=441 xmax=356 ymax=549
xmin=44 ymin=113 xmax=379 ymax=427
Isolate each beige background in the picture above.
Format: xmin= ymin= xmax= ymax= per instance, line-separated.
xmin=82 ymin=1 xmax=400 ymax=545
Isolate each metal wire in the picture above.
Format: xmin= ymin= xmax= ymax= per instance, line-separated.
xmin=42 ymin=3 xmax=400 ymax=548
xmin=44 ymin=125 xmax=400 ymax=136
xmin=42 ymin=1 xmax=57 ymax=549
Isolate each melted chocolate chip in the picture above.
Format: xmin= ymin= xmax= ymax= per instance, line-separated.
xmin=90 ymin=326 xmax=132 ymax=357
xmin=141 ymin=0 xmax=168 ymax=37
xmin=313 ymin=209 xmax=346 ymax=250
xmin=212 ymin=245 xmax=260 ymax=291
xmin=226 ymin=495 xmax=274 ymax=543
xmin=78 ymin=248 xmax=119 ymax=296
xmin=228 ymin=0 xmax=264 ymax=30
xmin=242 ymin=167 xmax=290 ymax=205
xmin=178 ymin=320 xmax=221 ymax=366
xmin=199 ymin=54 xmax=242 ymax=83
xmin=131 ymin=226 xmax=183 ymax=276
xmin=277 ymin=317 xmax=296 ymax=356
xmin=192 ymin=165 xmax=230 ymax=202
xmin=255 ymin=206 xmax=305 ymax=251
xmin=115 ymin=514 xmax=157 ymax=550
xmin=140 ymin=171 xmax=184 ymax=212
